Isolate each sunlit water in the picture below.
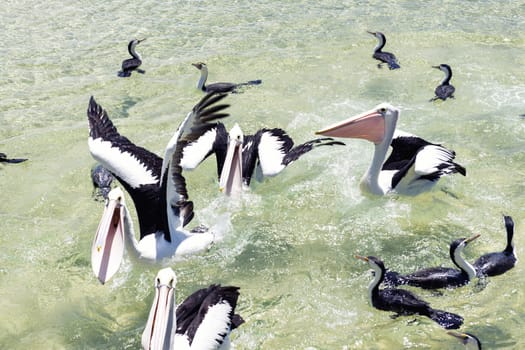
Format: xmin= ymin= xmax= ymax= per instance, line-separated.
xmin=1 ymin=0 xmax=525 ymax=348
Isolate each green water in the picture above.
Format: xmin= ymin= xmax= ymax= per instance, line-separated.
xmin=1 ymin=0 xmax=524 ymax=348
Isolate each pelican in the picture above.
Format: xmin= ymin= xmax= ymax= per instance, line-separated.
xmin=367 ymin=31 xmax=400 ymax=70
xmin=316 ymin=103 xmax=466 ymax=196
xmin=88 ymin=93 xmax=230 ymax=283
xmin=142 ymin=267 xmax=244 ymax=350
xmin=177 ymin=118 xmax=344 ymax=196
xmin=192 ymin=62 xmax=262 ymax=93
xmin=0 ymin=152 xmax=27 ymax=164
xmin=356 ymin=255 xmax=463 ymax=329
xmin=430 ymin=64 xmax=455 ymax=101
xmin=118 ymin=38 xmax=146 ymax=77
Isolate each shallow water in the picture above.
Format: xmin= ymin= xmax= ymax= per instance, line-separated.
xmin=1 ymin=0 xmax=525 ymax=348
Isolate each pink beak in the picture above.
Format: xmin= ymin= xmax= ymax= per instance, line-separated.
xmin=316 ymin=109 xmax=386 ymax=144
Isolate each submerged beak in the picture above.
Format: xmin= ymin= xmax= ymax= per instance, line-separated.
xmin=464 ymin=233 xmax=481 ymax=244
xmin=219 ymin=137 xmax=243 ymax=196
xmin=91 ymin=196 xmax=125 ymax=284
xmin=316 ymin=108 xmax=386 ymax=144
xmin=142 ymin=282 xmax=176 ymax=350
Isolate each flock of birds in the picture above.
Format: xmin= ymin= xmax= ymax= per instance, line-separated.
xmin=3 ymin=31 xmax=516 ymax=349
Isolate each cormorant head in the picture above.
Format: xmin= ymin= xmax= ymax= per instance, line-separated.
xmin=432 ymin=63 xmax=452 ymax=75
xmin=355 ymin=255 xmax=385 ymax=271
xmin=447 ymin=331 xmax=482 ymax=349
xmin=449 ymin=234 xmax=480 ymax=262
xmin=192 ymin=62 xmax=208 ymax=72
xmin=367 ymin=31 xmax=386 ymax=41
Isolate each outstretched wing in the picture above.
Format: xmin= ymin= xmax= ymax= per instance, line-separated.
xmin=87 ymin=96 xmax=166 ymax=239
xmin=161 ymin=93 xmax=230 ymax=234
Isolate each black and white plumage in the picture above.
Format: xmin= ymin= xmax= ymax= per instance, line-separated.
xmin=192 ymin=62 xmax=262 ymax=94
xmin=87 ymin=93 xmax=230 ymax=283
xmin=0 ymin=152 xmax=27 ymax=164
xmin=447 ymin=331 xmax=482 ymax=350
xmin=473 ymin=215 xmax=517 ymax=277
xmin=118 ymin=38 xmax=146 ymax=77
xmin=142 ymin=267 xmax=244 ymax=350
xmin=316 ymin=103 xmax=466 ymax=196
xmin=430 ymin=64 xmax=455 ymax=101
xmin=178 ymin=119 xmax=344 ymax=196
xmin=355 ymin=255 xmax=463 ymax=329
xmin=367 ymin=31 xmax=400 ymax=70
xmin=91 ymin=163 xmax=114 ymax=200
xmin=384 ymin=234 xmax=480 ymax=290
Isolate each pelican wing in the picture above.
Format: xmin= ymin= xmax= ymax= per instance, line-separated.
xmin=176 ymin=285 xmax=242 ymax=349
xmin=87 ymin=97 xmax=166 ymax=239
xmin=162 ymin=93 xmax=230 ymax=232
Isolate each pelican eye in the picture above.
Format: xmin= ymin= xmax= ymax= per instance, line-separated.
xmin=379 ymin=107 xmax=387 ymax=113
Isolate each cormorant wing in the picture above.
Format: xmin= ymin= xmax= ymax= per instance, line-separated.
xmin=87 ymin=96 xmax=165 ymax=239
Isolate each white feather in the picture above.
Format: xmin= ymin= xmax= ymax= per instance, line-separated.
xmin=190 ymin=301 xmax=234 ymax=350
xmin=414 ymin=145 xmax=455 ymax=175
xmin=88 ymin=137 xmax=158 ymax=188
xmin=257 ymin=132 xmax=286 ymax=177
xmin=180 ymin=129 xmax=218 ymax=170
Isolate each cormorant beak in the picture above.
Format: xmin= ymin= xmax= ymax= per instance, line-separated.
xmin=432 ymin=65 xmax=440 ymax=69
xmin=464 ymin=233 xmax=481 ymax=244
xmin=138 ymin=38 xmax=147 ymax=43
xmin=219 ymin=135 xmax=243 ymax=196
xmin=355 ymin=255 xmax=369 ymax=262
xmin=91 ymin=190 xmax=125 ymax=284
xmin=142 ymin=270 xmax=176 ymax=350
xmin=316 ymin=107 xmax=386 ymax=144
xmin=446 ymin=331 xmax=469 ymax=343
xmin=366 ymin=31 xmax=376 ymax=36
xmin=191 ymin=62 xmax=203 ymax=70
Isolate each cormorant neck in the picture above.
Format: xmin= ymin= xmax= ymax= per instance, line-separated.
xmin=129 ymin=42 xmax=141 ymax=60
xmin=441 ymin=69 xmax=452 ymax=85
xmin=368 ymin=263 xmax=384 ymax=302
xmin=504 ymin=221 xmax=515 ymax=254
xmin=197 ymin=67 xmax=208 ymax=91
xmin=452 ymin=244 xmax=476 ymax=280
xmin=374 ymin=35 xmax=386 ymax=52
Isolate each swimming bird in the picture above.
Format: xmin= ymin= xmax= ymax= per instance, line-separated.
xmin=91 ymin=163 xmax=114 ymax=200
xmin=88 ymin=93 xmax=230 ymax=283
xmin=367 ymin=31 xmax=400 ymax=70
xmin=316 ymin=103 xmax=466 ymax=196
xmin=142 ymin=267 xmax=244 ymax=350
xmin=430 ymin=64 xmax=455 ymax=101
xmin=355 ymin=255 xmax=463 ymax=329
xmin=191 ymin=62 xmax=262 ymax=93
xmin=178 ymin=120 xmax=344 ymax=196
xmin=447 ymin=331 xmax=482 ymax=350
xmin=473 ymin=215 xmax=517 ymax=277
xmin=0 ymin=152 xmax=27 ymax=164
xmin=118 ymin=38 xmax=146 ymax=77
xmin=384 ymin=234 xmax=480 ymax=290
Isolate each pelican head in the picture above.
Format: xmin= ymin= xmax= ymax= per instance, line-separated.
xmin=219 ymin=123 xmax=244 ymax=196
xmin=142 ymin=267 xmax=177 ymax=350
xmin=91 ymin=187 xmax=126 ymax=284
xmin=316 ymin=103 xmax=399 ymax=145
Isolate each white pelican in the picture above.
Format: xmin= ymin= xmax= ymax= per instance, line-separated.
xmin=88 ymin=93 xmax=230 ymax=284
xmin=178 ymin=117 xmax=344 ymax=196
xmin=191 ymin=62 xmax=262 ymax=93
xmin=142 ymin=267 xmax=244 ymax=350
xmin=316 ymin=103 xmax=466 ymax=196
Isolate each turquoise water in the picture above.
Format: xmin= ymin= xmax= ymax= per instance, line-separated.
xmin=1 ymin=0 xmax=524 ymax=348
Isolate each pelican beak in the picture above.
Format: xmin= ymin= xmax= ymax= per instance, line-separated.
xmin=142 ymin=278 xmax=176 ymax=350
xmin=355 ymin=255 xmax=369 ymax=262
xmin=316 ymin=108 xmax=386 ymax=144
xmin=91 ymin=194 xmax=125 ymax=284
xmin=464 ymin=233 xmax=481 ymax=244
xmin=219 ymin=136 xmax=243 ymax=196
